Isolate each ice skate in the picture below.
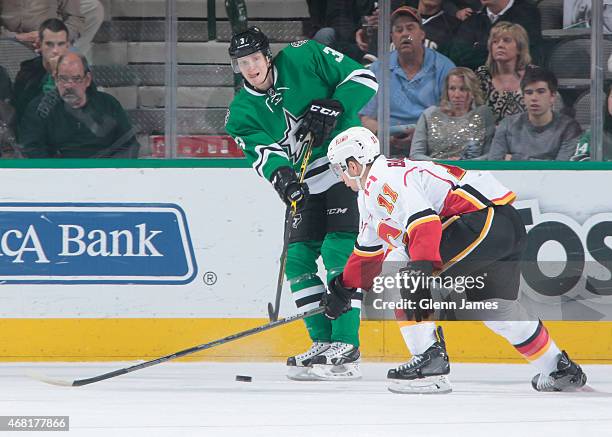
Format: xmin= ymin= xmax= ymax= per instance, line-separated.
xmin=387 ymin=326 xmax=452 ymax=394
xmin=286 ymin=341 xmax=330 ymax=381
xmin=310 ymin=342 xmax=362 ymax=380
xmin=531 ymin=350 xmax=587 ymax=392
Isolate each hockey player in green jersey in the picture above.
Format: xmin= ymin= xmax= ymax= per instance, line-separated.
xmin=225 ymin=27 xmax=378 ymax=380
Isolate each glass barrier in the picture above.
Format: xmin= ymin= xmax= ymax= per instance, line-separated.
xmin=166 ymin=0 xmax=244 ymax=159
xmin=1 ymin=0 xmax=611 ymax=161
xmin=367 ymin=0 xmax=610 ymax=162
xmin=0 ymin=0 xmax=169 ymax=158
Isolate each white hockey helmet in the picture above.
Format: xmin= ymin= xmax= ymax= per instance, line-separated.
xmin=328 ymin=126 xmax=380 ymax=189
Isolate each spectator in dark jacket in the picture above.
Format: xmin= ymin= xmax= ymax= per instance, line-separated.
xmin=17 ymin=52 xmax=140 ymax=158
xmin=415 ymin=0 xmax=460 ymax=54
xmin=449 ymin=0 xmax=542 ymax=70
xmin=307 ymin=0 xmax=375 ymax=62
xmin=0 ymin=67 xmax=16 ymax=156
xmin=11 ymin=18 xmax=71 ymax=125
xmin=0 ymin=67 xmax=12 ymax=102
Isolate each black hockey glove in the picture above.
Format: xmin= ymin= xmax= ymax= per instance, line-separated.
xmin=271 ymin=166 xmax=309 ymax=211
xmin=399 ymin=260 xmax=435 ymax=322
xmin=296 ymin=99 xmax=344 ymax=148
xmin=320 ymin=275 xmax=355 ymax=320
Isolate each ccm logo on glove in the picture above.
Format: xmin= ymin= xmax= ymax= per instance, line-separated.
xmin=309 ymin=105 xmax=341 ymax=117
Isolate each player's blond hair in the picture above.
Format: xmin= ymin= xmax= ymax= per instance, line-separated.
xmin=486 ymin=21 xmax=532 ymax=76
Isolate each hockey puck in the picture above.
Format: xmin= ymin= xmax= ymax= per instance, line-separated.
xmin=235 ymin=375 xmax=252 ymax=382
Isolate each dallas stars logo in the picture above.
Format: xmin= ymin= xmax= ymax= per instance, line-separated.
xmin=278 ymin=108 xmax=308 ymax=164
xmin=265 ymin=87 xmax=290 ymax=112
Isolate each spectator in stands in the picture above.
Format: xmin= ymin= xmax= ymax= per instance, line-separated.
xmin=0 ymin=0 xmax=83 ymax=50
xmin=17 ymin=52 xmax=139 ymax=158
xmin=572 ymin=83 xmax=612 ymax=161
xmin=0 ymin=66 xmax=16 ymax=156
xmin=410 ymin=66 xmax=495 ymax=160
xmin=453 ymin=0 xmax=484 ymax=21
xmin=413 ymin=0 xmax=460 ymax=54
xmin=476 ymin=21 xmax=532 ymax=123
xmin=0 ymin=0 xmax=103 ymax=58
xmin=74 ymin=0 xmax=104 ymax=58
xmin=448 ymin=0 xmax=542 ymax=70
xmin=359 ymin=6 xmax=455 ymax=156
xmin=356 ymin=0 xmax=460 ymax=57
xmin=0 ymin=67 xmax=11 ymax=103
xmin=488 ymin=67 xmax=581 ymax=161
xmin=307 ymin=0 xmax=373 ymax=62
xmin=12 ymin=19 xmax=71 ymax=125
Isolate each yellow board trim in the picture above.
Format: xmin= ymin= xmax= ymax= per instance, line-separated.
xmin=1 ymin=319 xmax=611 ymax=363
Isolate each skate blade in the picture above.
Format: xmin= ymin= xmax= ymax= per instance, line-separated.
xmin=310 ymin=362 xmax=362 ymax=381
xmin=286 ymin=366 xmax=321 ymax=381
xmin=387 ymin=375 xmax=452 ymax=394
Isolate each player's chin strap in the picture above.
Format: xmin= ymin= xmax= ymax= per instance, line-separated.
xmin=351 ymin=166 xmax=367 ymax=191
xmin=346 ymin=156 xmax=379 ymax=191
xmin=262 ymin=61 xmax=273 ymax=89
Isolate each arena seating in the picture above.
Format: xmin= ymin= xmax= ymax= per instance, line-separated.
xmin=90 ymin=0 xmax=309 ymax=156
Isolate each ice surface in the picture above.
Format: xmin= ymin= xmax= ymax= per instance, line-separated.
xmin=3 ymin=362 xmax=612 ymax=437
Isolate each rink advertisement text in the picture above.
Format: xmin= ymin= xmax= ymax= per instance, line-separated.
xmin=516 ymin=199 xmax=612 ymax=297
xmin=0 ymin=203 xmax=197 ymax=284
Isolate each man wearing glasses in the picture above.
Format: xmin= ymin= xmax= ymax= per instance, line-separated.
xmin=17 ymin=52 xmax=139 ymax=158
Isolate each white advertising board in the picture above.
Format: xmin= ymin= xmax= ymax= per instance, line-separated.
xmin=0 ymin=168 xmax=610 ymax=319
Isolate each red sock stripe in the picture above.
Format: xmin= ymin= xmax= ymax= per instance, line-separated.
xmin=515 ymin=324 xmax=550 ymax=358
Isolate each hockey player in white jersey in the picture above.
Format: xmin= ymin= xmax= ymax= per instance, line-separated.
xmin=320 ymin=126 xmax=587 ymax=394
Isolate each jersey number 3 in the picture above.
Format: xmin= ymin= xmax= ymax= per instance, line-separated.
xmin=323 ymin=46 xmax=344 ymax=62
xmin=377 ymin=183 xmax=399 ymax=214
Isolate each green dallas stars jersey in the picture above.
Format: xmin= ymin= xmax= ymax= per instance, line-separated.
xmin=225 ymin=39 xmax=378 ymax=194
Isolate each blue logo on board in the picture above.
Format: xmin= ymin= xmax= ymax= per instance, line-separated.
xmin=0 ymin=203 xmax=197 ymax=284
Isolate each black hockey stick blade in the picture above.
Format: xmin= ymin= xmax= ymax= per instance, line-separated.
xmin=267 ymin=242 xmax=288 ymax=322
xmin=267 ymin=301 xmax=277 ymax=321
xmin=29 ymin=306 xmax=325 ymax=387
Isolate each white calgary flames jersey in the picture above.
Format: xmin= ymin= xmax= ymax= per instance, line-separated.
xmin=343 ymin=156 xmax=516 ymax=289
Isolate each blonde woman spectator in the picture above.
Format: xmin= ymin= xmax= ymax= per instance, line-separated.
xmin=476 ymin=21 xmax=532 ymax=123
xmin=410 ymin=67 xmax=495 ymax=160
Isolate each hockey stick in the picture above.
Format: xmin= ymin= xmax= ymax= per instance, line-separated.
xmin=28 ymin=306 xmax=325 ymax=387
xmin=267 ymin=136 xmax=315 ymax=321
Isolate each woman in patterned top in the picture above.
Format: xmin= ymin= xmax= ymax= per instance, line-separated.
xmin=410 ymin=67 xmax=495 ymax=160
xmin=476 ymin=22 xmax=532 ymax=123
